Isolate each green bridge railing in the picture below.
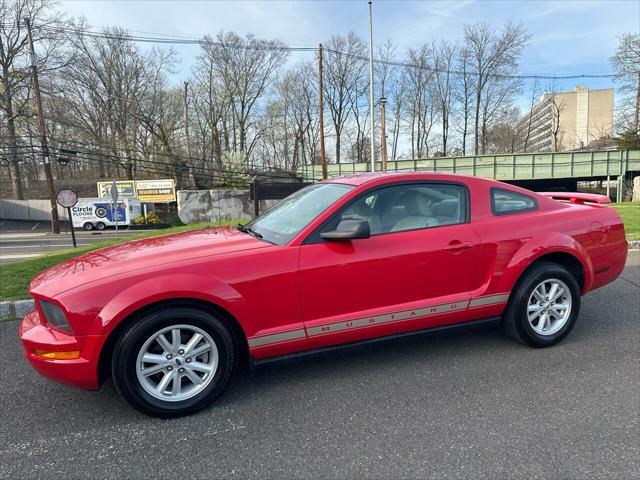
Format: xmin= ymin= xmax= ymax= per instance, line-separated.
xmin=300 ymin=148 xmax=640 ymax=186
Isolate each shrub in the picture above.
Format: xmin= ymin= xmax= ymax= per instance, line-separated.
xmin=132 ymin=212 xmax=162 ymax=225
xmin=145 ymin=212 xmax=162 ymax=225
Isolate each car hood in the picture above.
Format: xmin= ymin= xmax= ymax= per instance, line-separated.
xmin=31 ymin=226 xmax=269 ymax=298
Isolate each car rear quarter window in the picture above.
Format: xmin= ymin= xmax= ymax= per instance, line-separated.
xmin=491 ymin=188 xmax=538 ymax=215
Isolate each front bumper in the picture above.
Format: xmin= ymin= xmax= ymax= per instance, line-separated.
xmin=19 ymin=310 xmax=103 ymax=390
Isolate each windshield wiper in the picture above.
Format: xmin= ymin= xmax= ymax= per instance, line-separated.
xmin=236 ymin=223 xmax=263 ymax=239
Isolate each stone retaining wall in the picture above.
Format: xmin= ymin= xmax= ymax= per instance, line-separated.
xmin=177 ymin=189 xmax=278 ymax=224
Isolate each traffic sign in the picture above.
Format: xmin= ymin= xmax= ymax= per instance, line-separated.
xmin=56 ymin=189 xmax=78 ymax=208
xmin=56 ymin=189 xmax=78 ymax=248
xmin=110 ymin=180 xmax=119 ymax=203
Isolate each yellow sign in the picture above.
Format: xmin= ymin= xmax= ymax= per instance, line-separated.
xmin=96 ymin=179 xmax=176 ymax=203
xmin=134 ymin=179 xmax=176 ymax=203
xmin=97 ymin=181 xmax=135 ymax=198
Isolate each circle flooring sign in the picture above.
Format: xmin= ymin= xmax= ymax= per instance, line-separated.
xmin=56 ymin=189 xmax=78 ymax=208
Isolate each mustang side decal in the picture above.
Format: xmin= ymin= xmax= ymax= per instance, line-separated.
xmin=249 ymin=293 xmax=510 ymax=348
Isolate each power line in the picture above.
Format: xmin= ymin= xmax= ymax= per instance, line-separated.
xmin=323 ymin=47 xmax=615 ymax=80
xmin=4 ymin=141 xmax=317 ymax=183
xmin=0 ymin=21 xmax=617 ymax=80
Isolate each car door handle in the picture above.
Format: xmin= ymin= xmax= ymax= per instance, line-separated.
xmin=443 ymin=240 xmax=474 ymax=252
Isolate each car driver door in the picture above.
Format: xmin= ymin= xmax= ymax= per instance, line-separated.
xmin=298 ymin=182 xmax=482 ymax=350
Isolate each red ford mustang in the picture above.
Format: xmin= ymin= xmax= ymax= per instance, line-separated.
xmin=20 ymin=173 xmax=628 ymax=416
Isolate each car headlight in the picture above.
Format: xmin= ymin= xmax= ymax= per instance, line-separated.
xmin=39 ymin=300 xmax=72 ymax=334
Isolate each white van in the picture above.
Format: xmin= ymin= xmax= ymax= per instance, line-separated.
xmin=70 ymin=198 xmax=142 ymax=231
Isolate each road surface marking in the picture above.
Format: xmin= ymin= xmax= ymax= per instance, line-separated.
xmin=0 ymin=253 xmax=44 ymax=260
xmin=31 ymin=222 xmax=40 ymax=230
xmin=1 ymin=244 xmax=92 ymax=249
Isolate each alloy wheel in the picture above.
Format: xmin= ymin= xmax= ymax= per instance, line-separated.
xmin=135 ymin=324 xmax=219 ymax=402
xmin=527 ymin=278 xmax=572 ymax=336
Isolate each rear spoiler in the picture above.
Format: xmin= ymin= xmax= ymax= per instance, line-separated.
xmin=539 ymin=192 xmax=611 ymax=205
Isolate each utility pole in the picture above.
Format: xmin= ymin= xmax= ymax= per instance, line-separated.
xmin=635 ymin=71 xmax=639 ymax=133
xmin=367 ymin=0 xmax=375 ymax=172
xmin=318 ymin=43 xmax=328 ymax=180
xmin=380 ymin=97 xmax=388 ymax=171
xmin=183 ymin=81 xmax=196 ymax=188
xmin=24 ymin=17 xmax=59 ymax=234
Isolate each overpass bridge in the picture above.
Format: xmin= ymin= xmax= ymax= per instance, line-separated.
xmin=300 ymin=149 xmax=640 ymax=202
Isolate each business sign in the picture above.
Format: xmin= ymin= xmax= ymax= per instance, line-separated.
xmin=134 ymin=179 xmax=176 ymax=203
xmin=72 ymin=202 xmax=126 ymax=223
xmin=97 ymin=181 xmax=135 ymax=199
xmin=96 ymin=179 xmax=176 ymax=203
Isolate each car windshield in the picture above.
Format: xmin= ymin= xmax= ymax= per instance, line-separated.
xmin=245 ymin=183 xmax=354 ymax=245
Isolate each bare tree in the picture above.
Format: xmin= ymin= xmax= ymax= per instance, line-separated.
xmin=521 ymin=79 xmax=540 ymax=152
xmin=610 ymin=32 xmax=640 ymax=132
xmin=463 ymin=21 xmax=529 ymax=155
xmin=484 ymin=106 xmax=522 ymax=154
xmin=323 ymin=32 xmax=367 ymax=164
xmin=200 ymin=31 xmax=288 ymax=165
xmin=0 ymin=0 xmax=64 ymax=198
xmin=479 ymin=76 xmax=521 ymax=153
xmin=432 ymin=40 xmax=457 ymax=156
xmin=404 ymin=44 xmax=437 ymax=158
xmin=375 ymin=40 xmax=404 ymax=161
xmin=546 ymin=83 xmax=566 ymax=151
xmin=454 ymin=47 xmax=474 ymax=155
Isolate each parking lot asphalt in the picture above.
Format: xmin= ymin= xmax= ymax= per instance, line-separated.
xmin=0 ymin=221 xmax=142 ymax=265
xmin=0 ymin=253 xmax=638 ymax=479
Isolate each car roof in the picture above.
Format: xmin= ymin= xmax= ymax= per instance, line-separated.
xmin=321 ymin=171 xmax=480 ymax=186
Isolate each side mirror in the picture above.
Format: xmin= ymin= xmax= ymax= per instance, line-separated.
xmin=321 ymin=218 xmax=370 ymax=241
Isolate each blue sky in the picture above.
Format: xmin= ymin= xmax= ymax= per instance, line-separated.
xmin=59 ymin=0 xmax=639 ymax=101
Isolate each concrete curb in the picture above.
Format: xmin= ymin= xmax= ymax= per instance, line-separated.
xmin=1 ymin=241 xmax=638 ymax=321
xmin=0 ymin=299 xmax=34 ymax=321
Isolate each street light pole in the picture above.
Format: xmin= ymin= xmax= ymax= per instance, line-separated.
xmin=24 ymin=17 xmax=60 ymax=234
xmin=368 ymin=0 xmax=375 ymax=173
xmin=380 ymin=97 xmax=388 ymax=171
xmin=318 ymin=43 xmax=328 ymax=180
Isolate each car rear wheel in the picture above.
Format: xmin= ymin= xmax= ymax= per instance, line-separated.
xmin=112 ymin=306 xmax=237 ymax=417
xmin=502 ymin=262 xmax=580 ymax=347
xmin=83 ymin=222 xmax=94 ymax=231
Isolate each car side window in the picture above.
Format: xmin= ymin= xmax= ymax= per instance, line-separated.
xmin=307 ymin=183 xmax=468 ymax=243
xmin=491 ymin=188 xmax=538 ymax=215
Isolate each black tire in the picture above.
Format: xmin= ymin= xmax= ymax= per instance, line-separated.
xmin=95 ymin=221 xmax=106 ymax=231
xmin=112 ymin=307 xmax=237 ymax=417
xmin=83 ymin=222 xmax=94 ymax=231
xmin=502 ymin=261 xmax=581 ymax=347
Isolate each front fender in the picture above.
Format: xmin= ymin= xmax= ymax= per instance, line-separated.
xmin=96 ymin=273 xmax=252 ymax=337
xmin=500 ymin=232 xmax=594 ymax=295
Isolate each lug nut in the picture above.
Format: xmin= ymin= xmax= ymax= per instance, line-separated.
xmin=166 ymin=354 xmax=173 ymax=360
xmin=167 ymin=366 xmax=173 ymax=371
xmin=178 ymin=349 xmax=184 ymax=355
xmin=186 ymin=358 xmax=192 ymax=363
xmin=179 ymin=367 xmax=185 ymax=373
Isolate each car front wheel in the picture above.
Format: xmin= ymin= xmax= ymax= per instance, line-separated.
xmin=112 ymin=306 xmax=237 ymax=417
xmin=502 ymin=262 xmax=581 ymax=347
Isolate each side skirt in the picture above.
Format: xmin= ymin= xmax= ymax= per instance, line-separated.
xmin=250 ymin=316 xmax=501 ymax=371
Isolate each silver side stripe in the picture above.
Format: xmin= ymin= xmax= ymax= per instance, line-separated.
xmin=468 ymin=293 xmax=510 ymax=308
xmin=248 ymin=328 xmax=306 ymax=348
xmin=249 ymin=293 xmax=510 ymax=348
xmin=306 ymin=300 xmax=470 ymax=337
